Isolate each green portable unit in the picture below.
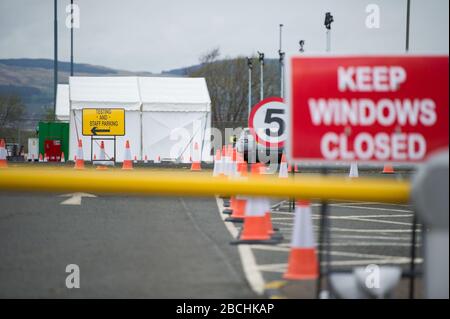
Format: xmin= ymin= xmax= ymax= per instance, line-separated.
xmin=38 ymin=122 xmax=70 ymax=160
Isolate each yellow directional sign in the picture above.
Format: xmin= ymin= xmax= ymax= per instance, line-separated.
xmin=82 ymin=108 xmax=125 ymax=136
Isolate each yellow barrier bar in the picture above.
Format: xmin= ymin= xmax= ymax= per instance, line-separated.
xmin=0 ymin=167 xmax=410 ymax=203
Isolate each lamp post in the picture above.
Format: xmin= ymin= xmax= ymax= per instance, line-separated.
xmin=278 ymin=24 xmax=285 ymax=99
xmin=324 ymin=12 xmax=334 ymax=52
xmin=247 ymin=57 xmax=253 ymax=122
xmin=257 ymin=51 xmax=264 ymax=101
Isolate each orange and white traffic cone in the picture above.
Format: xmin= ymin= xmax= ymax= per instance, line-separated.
xmin=349 ymin=161 xmax=359 ymax=178
xmin=39 ymin=153 xmax=43 ymax=162
xmin=231 ymin=163 xmax=278 ymax=245
xmin=213 ymin=149 xmax=223 ymax=177
xmin=0 ymin=139 xmax=7 ymax=168
xmin=283 ymin=200 xmax=319 ymax=280
xmin=96 ymin=141 xmax=108 ymax=170
xmin=224 ymin=160 xmax=248 ymax=219
xmin=122 ymin=140 xmax=133 ymax=170
xmin=60 ymin=152 xmax=65 ymax=163
xmin=190 ymin=142 xmax=202 ymax=171
xmin=154 ymin=155 xmax=161 ymax=164
xmin=44 ymin=153 xmax=48 ymax=162
xmin=382 ymin=163 xmax=394 ymax=174
xmin=279 ymin=153 xmax=289 ymax=178
xmin=144 ymin=155 xmax=148 ymax=164
xmin=294 ymin=164 xmax=300 ymax=173
xmin=133 ymin=155 xmax=138 ymax=164
xmin=74 ymin=139 xmax=85 ymax=170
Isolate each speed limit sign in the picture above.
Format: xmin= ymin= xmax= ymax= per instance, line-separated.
xmin=249 ymin=97 xmax=287 ymax=147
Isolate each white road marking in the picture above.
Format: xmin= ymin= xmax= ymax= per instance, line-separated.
xmin=325 ymin=227 xmax=419 ymax=233
xmin=341 ymin=217 xmax=413 ymax=226
xmin=216 ymin=197 xmax=265 ymax=296
xmin=59 ymin=193 xmax=96 ymax=205
xmin=258 ymin=257 xmax=423 ymax=273
xmin=330 ymin=205 xmax=413 ymax=213
xmin=312 ymin=214 xmax=413 ymax=219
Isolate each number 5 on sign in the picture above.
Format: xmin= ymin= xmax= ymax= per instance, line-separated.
xmin=249 ymin=97 xmax=287 ymax=148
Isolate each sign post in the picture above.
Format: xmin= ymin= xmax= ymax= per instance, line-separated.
xmin=288 ymin=55 xmax=449 ymax=165
xmin=82 ymin=108 xmax=126 ymax=163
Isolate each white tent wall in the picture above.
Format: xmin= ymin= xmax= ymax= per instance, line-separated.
xmin=142 ymin=111 xmax=212 ymax=162
xmin=69 ymin=109 xmax=141 ymax=162
xmin=55 ymin=84 xmax=70 ymax=122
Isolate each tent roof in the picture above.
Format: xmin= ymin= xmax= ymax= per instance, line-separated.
xmin=55 ymin=84 xmax=70 ymax=119
xmin=69 ymin=76 xmax=141 ymax=104
xmin=138 ymin=77 xmax=210 ymax=104
xmin=63 ymin=76 xmax=211 ymax=112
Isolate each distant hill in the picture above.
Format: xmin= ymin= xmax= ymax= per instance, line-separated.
xmin=0 ymin=58 xmax=155 ymax=125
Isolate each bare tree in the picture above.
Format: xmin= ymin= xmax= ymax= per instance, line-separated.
xmin=0 ymin=94 xmax=25 ymax=128
xmin=190 ymin=48 xmax=279 ymax=131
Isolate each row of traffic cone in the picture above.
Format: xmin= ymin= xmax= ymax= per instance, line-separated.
xmin=212 ymin=145 xmax=319 ymax=280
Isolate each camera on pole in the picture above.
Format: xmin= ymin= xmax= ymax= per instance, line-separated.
xmin=258 ymin=51 xmax=264 ymax=65
xmin=299 ymin=40 xmax=305 ymax=53
xmin=324 ymin=12 xmax=334 ymax=29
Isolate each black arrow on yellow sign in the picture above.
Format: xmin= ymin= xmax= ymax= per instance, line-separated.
xmin=91 ymin=127 xmax=111 ymax=135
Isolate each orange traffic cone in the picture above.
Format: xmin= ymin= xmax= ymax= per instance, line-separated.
xmin=122 ymin=140 xmax=133 ymax=170
xmin=382 ymin=163 xmax=394 ymax=174
xmin=60 ymin=152 xmax=65 ymax=163
xmin=74 ymin=139 xmax=85 ymax=170
xmin=144 ymin=155 xmax=148 ymax=164
xmin=283 ymin=200 xmax=319 ymax=280
xmin=294 ymin=164 xmax=300 ymax=173
xmin=154 ymin=155 xmax=161 ymax=164
xmin=44 ymin=153 xmax=48 ymax=162
xmin=0 ymin=139 xmax=7 ymax=168
xmin=279 ymin=153 xmax=289 ymax=178
xmin=190 ymin=142 xmax=201 ymax=171
xmin=39 ymin=153 xmax=43 ymax=162
xmin=231 ymin=163 xmax=278 ymax=244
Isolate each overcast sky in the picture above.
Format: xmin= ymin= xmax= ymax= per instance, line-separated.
xmin=0 ymin=0 xmax=448 ymax=73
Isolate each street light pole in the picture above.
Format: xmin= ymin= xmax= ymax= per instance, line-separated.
xmin=53 ymin=0 xmax=58 ymax=116
xmin=247 ymin=57 xmax=253 ymax=122
xmin=70 ymin=0 xmax=74 ymax=76
xmin=258 ymin=51 xmax=264 ymax=101
xmin=324 ymin=12 xmax=334 ymax=52
xmin=405 ymin=0 xmax=411 ymax=52
xmin=278 ymin=24 xmax=285 ymax=99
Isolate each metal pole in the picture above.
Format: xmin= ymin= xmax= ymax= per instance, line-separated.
xmin=409 ymin=215 xmax=418 ymax=299
xmin=53 ymin=0 xmax=58 ymax=116
xmin=258 ymin=52 xmax=264 ymax=101
xmin=70 ymin=0 xmax=74 ymax=76
xmin=405 ymin=0 xmax=411 ymax=52
xmin=316 ymin=167 xmax=330 ymax=299
xmin=324 ymin=12 xmax=334 ymax=53
xmin=326 ymin=29 xmax=331 ymax=52
xmin=247 ymin=57 xmax=253 ymax=122
xmin=279 ymin=24 xmax=284 ymax=98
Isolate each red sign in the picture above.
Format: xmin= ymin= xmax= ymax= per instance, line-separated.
xmin=288 ymin=56 xmax=449 ymax=163
xmin=249 ymin=97 xmax=287 ymax=148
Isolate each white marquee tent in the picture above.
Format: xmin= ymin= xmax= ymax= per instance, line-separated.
xmin=58 ymin=76 xmax=212 ymax=162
